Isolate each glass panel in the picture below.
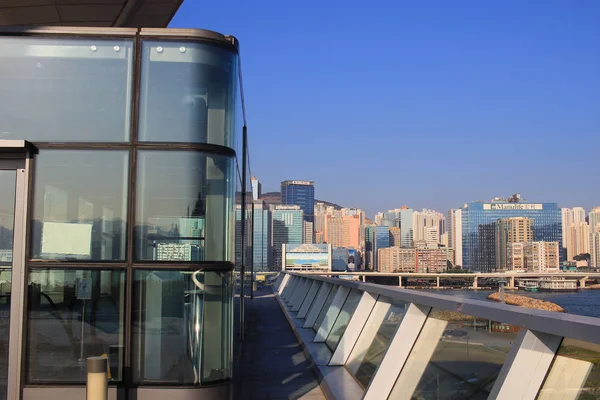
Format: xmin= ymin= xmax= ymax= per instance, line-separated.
xmin=135 ymin=151 xmax=235 ymax=262
xmin=31 ymin=150 xmax=128 ymax=261
xmin=353 ymin=298 xmax=408 ymax=388
xmin=313 ymin=285 xmax=339 ymax=333
xmin=0 ymin=37 xmax=133 ymax=142
xmin=536 ymin=338 xmax=600 ymax=400
xmin=325 ymin=289 xmax=362 ymax=352
xmin=139 ymin=40 xmax=238 ymax=147
xmin=26 ymin=268 xmax=125 ymax=383
xmin=389 ymin=308 xmax=514 ymax=399
xmin=132 ymin=269 xmax=233 ymax=385
xmin=0 ymin=171 xmax=16 ymax=400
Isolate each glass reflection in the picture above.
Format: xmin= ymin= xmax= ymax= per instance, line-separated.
xmin=139 ymin=41 xmax=238 ymax=147
xmin=132 ymin=269 xmax=232 ymax=385
xmin=0 ymin=37 xmax=132 ymax=142
xmin=389 ymin=309 xmax=513 ymax=399
xmin=31 ymin=151 xmax=128 ymax=261
xmin=537 ymin=338 xmax=600 ymax=400
xmin=0 ymin=171 xmax=15 ymax=400
xmin=135 ymin=151 xmax=234 ymax=262
xmin=353 ymin=298 xmax=408 ymax=388
xmin=326 ymin=289 xmax=362 ymax=352
xmin=313 ymin=285 xmax=339 ymax=333
xmin=26 ymin=269 xmax=125 ymax=383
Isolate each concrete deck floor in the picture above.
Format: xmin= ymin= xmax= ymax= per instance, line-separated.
xmin=235 ymin=286 xmax=326 ymax=400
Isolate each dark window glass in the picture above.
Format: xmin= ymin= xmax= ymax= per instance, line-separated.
xmin=135 ymin=151 xmax=234 ymax=262
xmin=31 ymin=150 xmax=129 ymax=261
xmin=0 ymin=37 xmax=133 ymax=142
xmin=132 ymin=269 xmax=232 ymax=384
xmin=138 ymin=41 xmax=238 ymax=147
xmin=26 ymin=269 xmax=125 ymax=383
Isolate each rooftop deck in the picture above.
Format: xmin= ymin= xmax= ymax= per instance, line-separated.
xmin=235 ymin=286 xmax=325 ymax=400
xmin=261 ymin=272 xmax=600 ymax=400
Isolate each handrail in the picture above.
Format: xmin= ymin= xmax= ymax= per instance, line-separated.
xmin=286 ymin=272 xmax=600 ymax=345
xmin=275 ymin=271 xmax=600 ymax=400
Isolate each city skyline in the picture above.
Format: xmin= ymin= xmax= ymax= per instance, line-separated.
xmin=171 ymin=0 xmax=600 ymax=217
xmin=251 ymin=178 xmax=600 ymax=219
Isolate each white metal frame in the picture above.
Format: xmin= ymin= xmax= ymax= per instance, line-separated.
xmin=271 ymin=272 xmax=600 ymax=400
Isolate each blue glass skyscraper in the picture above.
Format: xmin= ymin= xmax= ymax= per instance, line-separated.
xmin=462 ymin=201 xmax=562 ymax=272
xmin=252 ymin=200 xmax=272 ymax=272
xmin=281 ymin=180 xmax=315 ymax=223
xmin=373 ymin=226 xmax=390 ymax=271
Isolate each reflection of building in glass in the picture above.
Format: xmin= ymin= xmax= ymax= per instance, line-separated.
xmin=0 ymin=249 xmax=12 ymax=262
xmin=150 ymin=217 xmax=204 ymax=261
xmin=496 ymin=217 xmax=534 ymax=271
xmin=0 ymin=26 xmax=240 ymax=395
xmin=462 ymin=200 xmax=562 ymax=272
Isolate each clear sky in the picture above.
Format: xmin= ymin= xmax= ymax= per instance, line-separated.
xmin=170 ymin=0 xmax=600 ymax=218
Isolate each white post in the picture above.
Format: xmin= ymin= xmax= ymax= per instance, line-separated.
xmin=86 ymin=356 xmax=108 ymax=400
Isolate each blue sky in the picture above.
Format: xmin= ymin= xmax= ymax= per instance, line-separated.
xmin=170 ymin=0 xmax=600 ymax=217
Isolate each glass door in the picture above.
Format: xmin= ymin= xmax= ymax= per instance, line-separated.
xmin=0 ymin=169 xmax=16 ymax=400
xmin=0 ymin=141 xmax=35 ymax=400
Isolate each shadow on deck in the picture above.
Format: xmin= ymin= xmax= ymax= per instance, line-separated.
xmin=234 ymin=285 xmax=325 ymax=400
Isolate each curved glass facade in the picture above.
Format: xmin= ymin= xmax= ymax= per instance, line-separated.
xmin=0 ymin=28 xmax=240 ymax=394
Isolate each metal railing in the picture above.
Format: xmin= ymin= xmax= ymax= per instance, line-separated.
xmin=273 ymin=272 xmax=600 ymax=400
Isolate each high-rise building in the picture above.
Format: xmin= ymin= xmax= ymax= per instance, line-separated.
xmin=281 ymin=180 xmax=315 ymax=223
xmin=399 ymin=208 xmax=414 ymax=248
xmin=272 ymin=205 xmax=304 ymax=270
xmin=252 ymin=200 xmax=272 ymax=271
xmin=591 ymin=225 xmax=600 ymax=269
xmin=495 ymin=217 xmax=534 ymax=270
xmin=413 ymin=209 xmax=445 ymax=243
xmin=589 ymin=206 xmax=600 ymax=233
xmin=567 ymin=221 xmax=590 ymax=261
xmin=507 ymin=243 xmax=526 ymax=271
xmin=303 ymin=221 xmax=314 ymax=244
xmin=562 ymin=207 xmax=587 ymax=259
xmin=525 ymin=241 xmax=560 ymax=272
xmin=389 ymin=227 xmax=401 ymax=247
xmin=364 ymin=225 xmax=375 ymax=270
xmin=462 ymin=199 xmax=562 ymax=272
xmin=424 ymin=226 xmax=440 ymax=247
xmin=373 ymin=226 xmax=390 ymax=271
xmin=448 ymin=209 xmax=463 ymax=267
xmin=251 ymin=176 xmax=262 ymax=199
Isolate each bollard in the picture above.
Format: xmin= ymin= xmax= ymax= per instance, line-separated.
xmin=86 ymin=356 xmax=108 ymax=400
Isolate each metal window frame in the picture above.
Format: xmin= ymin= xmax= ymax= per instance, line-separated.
xmin=0 ymin=143 xmax=34 ymax=400
xmin=314 ymin=286 xmax=350 ymax=342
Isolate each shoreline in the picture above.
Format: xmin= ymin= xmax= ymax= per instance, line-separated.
xmin=487 ymin=292 xmax=566 ymax=312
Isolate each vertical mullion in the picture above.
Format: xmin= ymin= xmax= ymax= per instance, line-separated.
xmin=7 ymin=158 xmax=29 ymax=400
